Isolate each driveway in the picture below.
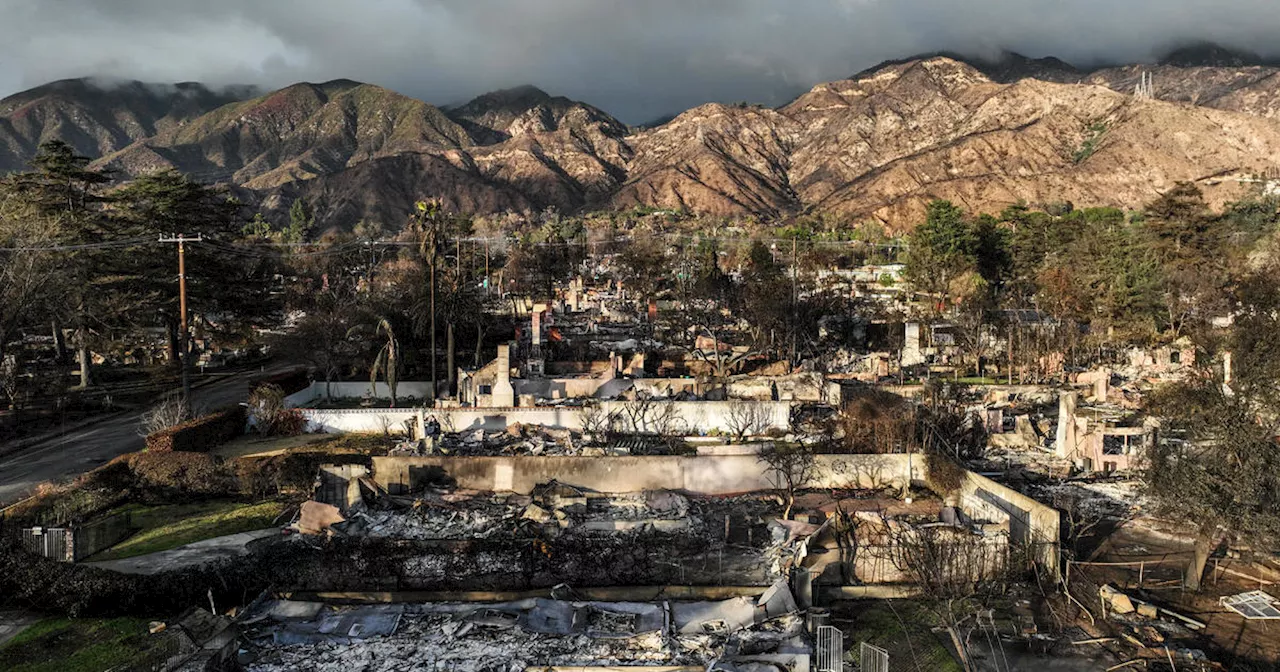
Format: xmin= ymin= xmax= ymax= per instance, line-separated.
xmin=83 ymin=528 xmax=281 ymax=575
xmin=0 ymin=369 xmax=277 ymax=506
xmin=0 ymin=611 xmax=40 ymax=647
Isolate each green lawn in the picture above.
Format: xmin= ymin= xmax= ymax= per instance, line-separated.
xmin=0 ymin=618 xmax=151 ymax=672
xmin=838 ymin=601 xmax=963 ymax=672
xmin=89 ymin=500 xmax=285 ymax=561
xmin=955 ymin=377 xmax=1003 ymax=385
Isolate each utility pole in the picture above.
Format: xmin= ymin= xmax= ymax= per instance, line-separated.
xmin=790 ymin=236 xmax=798 ymax=365
xmin=160 ymin=234 xmax=202 ymax=405
xmin=426 ymin=226 xmax=439 ymax=404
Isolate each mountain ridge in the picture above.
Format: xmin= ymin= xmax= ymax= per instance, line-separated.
xmin=4 ymin=43 xmax=1280 ymax=229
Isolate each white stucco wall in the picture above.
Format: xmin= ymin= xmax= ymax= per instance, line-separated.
xmin=299 ymin=400 xmax=796 ymax=436
xmin=285 ymin=381 xmax=437 ymax=408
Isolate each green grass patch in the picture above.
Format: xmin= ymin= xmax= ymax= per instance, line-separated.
xmin=839 ymin=601 xmax=963 ymax=672
xmin=954 ymin=377 xmax=1003 ymax=385
xmin=0 ymin=618 xmax=151 ymax=672
xmin=1072 ymin=121 xmax=1109 ymax=164
xmin=89 ymin=500 xmax=285 ymax=561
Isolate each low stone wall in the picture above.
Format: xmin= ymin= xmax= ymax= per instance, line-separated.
xmin=71 ymin=511 xmax=137 ymax=561
xmin=372 ymin=453 xmax=920 ymax=496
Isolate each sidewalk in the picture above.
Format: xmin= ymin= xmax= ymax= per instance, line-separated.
xmin=0 ymin=611 xmax=40 ymax=648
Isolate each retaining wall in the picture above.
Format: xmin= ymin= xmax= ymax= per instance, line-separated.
xmin=372 ymin=453 xmax=921 ymax=496
xmin=956 ymin=470 xmax=1061 ymax=574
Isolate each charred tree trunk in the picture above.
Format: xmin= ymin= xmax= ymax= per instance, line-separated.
xmin=446 ymin=322 xmax=456 ymax=397
xmin=1185 ymin=535 xmax=1214 ymax=591
xmin=947 ymin=623 xmax=973 ymax=672
xmin=51 ymin=319 xmax=68 ymax=365
xmin=165 ymin=318 xmax=179 ymax=365
xmin=76 ymin=328 xmax=92 ymax=389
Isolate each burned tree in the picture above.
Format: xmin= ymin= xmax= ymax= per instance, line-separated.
xmin=612 ymin=396 xmax=688 ymax=452
xmin=758 ymin=443 xmax=818 ymax=518
xmin=137 ymin=393 xmax=193 ymax=437
xmin=883 ymin=520 xmax=1012 ymax=672
xmin=1144 ymin=267 xmax=1280 ymax=590
xmin=838 ymin=389 xmax=918 ymax=454
xmin=349 ymin=317 xmax=400 ymax=407
xmin=577 ymin=404 xmax=614 ymax=445
xmin=618 ymin=393 xmax=658 ymax=434
xmin=1052 ymin=488 xmax=1132 ymax=563
xmin=725 ymin=400 xmax=773 ymax=443
xmin=1145 ymin=377 xmax=1280 ymax=590
xmin=269 ymin=295 xmax=361 ymax=403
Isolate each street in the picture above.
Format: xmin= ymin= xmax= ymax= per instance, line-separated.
xmin=0 ymin=369 xmax=268 ymax=506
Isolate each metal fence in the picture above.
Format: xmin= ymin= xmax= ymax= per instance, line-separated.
xmin=860 ymin=642 xmax=890 ymax=672
xmin=18 ymin=510 xmax=136 ymax=562
xmin=21 ymin=526 xmax=72 ymax=561
xmin=816 ymin=624 xmax=844 ymax=672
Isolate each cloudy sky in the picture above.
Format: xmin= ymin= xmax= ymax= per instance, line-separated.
xmin=2 ymin=0 xmax=1278 ymax=123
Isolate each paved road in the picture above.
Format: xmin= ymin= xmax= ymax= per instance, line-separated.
xmin=0 ymin=370 xmax=268 ymax=506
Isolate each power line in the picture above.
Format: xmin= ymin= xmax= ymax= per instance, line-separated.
xmin=2 ymin=231 xmax=905 ymax=255
xmin=0 ymin=236 xmax=155 ymax=252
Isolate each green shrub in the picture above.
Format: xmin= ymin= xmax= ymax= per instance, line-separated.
xmin=145 ymin=406 xmax=246 ymax=453
xmin=1072 ymin=121 xmax=1109 ymax=164
xmin=247 ymin=384 xmax=306 ymax=437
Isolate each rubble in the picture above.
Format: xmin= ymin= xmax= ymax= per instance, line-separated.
xmin=326 ymin=489 xmax=776 ymax=552
xmin=296 ymin=501 xmax=346 ymax=536
xmin=1100 ymin=584 xmax=1136 ymax=615
xmin=1220 ymin=590 xmax=1280 ymax=619
xmin=390 ymin=426 xmax=601 ymax=457
xmin=243 ymin=584 xmax=809 ymax=671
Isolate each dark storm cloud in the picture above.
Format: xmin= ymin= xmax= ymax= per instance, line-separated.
xmin=2 ymin=0 xmax=1278 ymax=123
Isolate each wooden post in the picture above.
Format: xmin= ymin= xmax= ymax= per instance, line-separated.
xmin=160 ymin=234 xmax=202 ymax=404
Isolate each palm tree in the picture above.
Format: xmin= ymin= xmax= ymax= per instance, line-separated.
xmin=409 ymin=200 xmax=445 ymax=401
xmin=351 ymin=318 xmax=399 ymax=407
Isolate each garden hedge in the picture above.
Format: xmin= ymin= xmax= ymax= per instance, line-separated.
xmin=145 ymin=406 xmax=246 ymax=453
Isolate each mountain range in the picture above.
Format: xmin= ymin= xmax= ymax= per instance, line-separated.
xmin=3 ymin=44 xmax=1280 ymax=230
